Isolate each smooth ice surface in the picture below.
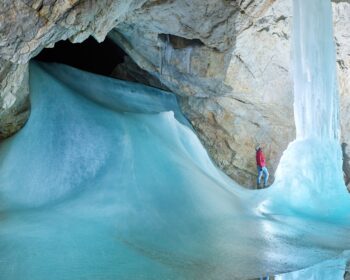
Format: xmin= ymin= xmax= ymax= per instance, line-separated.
xmin=275 ymin=256 xmax=349 ymax=280
xmin=0 ymin=62 xmax=349 ymax=280
xmin=261 ymin=0 xmax=350 ymax=219
xmin=1 ymin=0 xmax=350 ymax=278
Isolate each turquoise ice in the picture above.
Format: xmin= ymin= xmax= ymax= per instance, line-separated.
xmin=0 ymin=0 xmax=350 ymax=279
xmin=0 ymin=61 xmax=348 ymax=279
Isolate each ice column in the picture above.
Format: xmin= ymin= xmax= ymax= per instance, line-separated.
xmin=185 ymin=46 xmax=193 ymax=74
xmin=160 ymin=35 xmax=193 ymax=75
xmin=160 ymin=34 xmax=173 ymax=75
xmin=267 ymin=0 xmax=349 ymax=216
xmin=293 ymin=0 xmax=339 ymax=141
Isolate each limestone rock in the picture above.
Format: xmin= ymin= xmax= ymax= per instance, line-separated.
xmin=0 ymin=60 xmax=30 ymax=138
xmin=111 ymin=56 xmax=169 ymax=91
xmin=108 ymin=0 xmax=295 ymax=187
xmin=0 ymin=0 xmax=151 ymax=139
xmin=0 ymin=0 xmax=150 ymax=64
xmin=334 ymin=2 xmax=350 ymax=190
xmin=109 ymin=0 xmax=350 ymax=187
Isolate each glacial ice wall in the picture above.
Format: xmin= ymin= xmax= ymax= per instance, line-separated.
xmin=256 ymin=0 xmax=350 ymax=219
xmin=0 ymin=62 xmax=349 ymax=280
xmin=0 ymin=1 xmax=350 ymax=278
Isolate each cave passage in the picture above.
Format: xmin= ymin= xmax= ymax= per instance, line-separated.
xmin=35 ymin=36 xmax=126 ymax=76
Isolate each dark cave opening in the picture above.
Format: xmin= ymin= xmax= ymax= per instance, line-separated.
xmin=35 ymin=35 xmax=168 ymax=91
xmin=35 ymin=37 xmax=126 ymax=76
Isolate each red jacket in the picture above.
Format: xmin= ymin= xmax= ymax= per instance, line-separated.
xmin=256 ymin=149 xmax=266 ymax=167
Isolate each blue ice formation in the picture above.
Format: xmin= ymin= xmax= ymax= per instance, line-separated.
xmin=275 ymin=255 xmax=349 ymax=280
xmin=0 ymin=60 xmax=347 ymax=279
xmin=257 ymin=0 xmax=350 ymax=220
xmin=0 ymin=0 xmax=350 ymax=279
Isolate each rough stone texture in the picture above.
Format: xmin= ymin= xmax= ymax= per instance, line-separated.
xmin=1 ymin=0 xmax=350 ymax=188
xmin=108 ymin=0 xmax=295 ymax=186
xmin=181 ymin=1 xmax=295 ymax=186
xmin=334 ymin=2 xmax=350 ymax=191
xmin=0 ymin=0 xmax=152 ymax=63
xmin=0 ymin=60 xmax=30 ymax=138
xmin=111 ymin=56 xmax=169 ymax=91
xmin=109 ymin=0 xmax=350 ymax=187
xmin=345 ymin=272 xmax=350 ymax=280
xmin=0 ymin=0 xmax=151 ymax=139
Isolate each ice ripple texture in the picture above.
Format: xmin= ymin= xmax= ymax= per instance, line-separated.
xmin=1 ymin=0 xmax=350 ymax=278
xmin=0 ymin=61 xmax=348 ymax=279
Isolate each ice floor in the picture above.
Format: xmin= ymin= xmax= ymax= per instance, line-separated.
xmin=0 ymin=62 xmax=350 ymax=280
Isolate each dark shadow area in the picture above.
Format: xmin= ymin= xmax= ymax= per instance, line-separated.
xmin=35 ymin=37 xmax=126 ymax=76
xmin=342 ymin=142 xmax=350 ymax=190
xmin=158 ymin=34 xmax=204 ymax=49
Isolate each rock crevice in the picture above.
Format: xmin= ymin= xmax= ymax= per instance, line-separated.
xmin=1 ymin=0 xmax=350 ymax=188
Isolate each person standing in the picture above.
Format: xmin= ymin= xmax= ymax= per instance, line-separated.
xmin=256 ymin=145 xmax=269 ymax=189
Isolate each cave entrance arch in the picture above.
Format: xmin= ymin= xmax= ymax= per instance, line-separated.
xmin=35 ymin=37 xmax=126 ymax=76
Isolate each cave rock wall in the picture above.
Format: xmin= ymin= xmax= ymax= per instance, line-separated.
xmin=1 ymin=0 xmax=350 ymax=187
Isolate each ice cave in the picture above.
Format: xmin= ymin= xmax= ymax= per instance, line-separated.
xmin=0 ymin=0 xmax=350 ymax=279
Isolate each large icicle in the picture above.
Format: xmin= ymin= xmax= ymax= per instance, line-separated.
xmin=0 ymin=62 xmax=349 ymax=280
xmin=258 ymin=0 xmax=350 ymax=218
xmin=0 ymin=0 xmax=350 ymax=279
xmin=293 ymin=0 xmax=339 ymax=141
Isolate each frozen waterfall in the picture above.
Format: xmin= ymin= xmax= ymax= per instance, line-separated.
xmin=0 ymin=60 xmax=348 ymax=279
xmin=0 ymin=0 xmax=350 ymax=279
xmin=293 ymin=0 xmax=339 ymax=141
xmin=258 ymin=0 xmax=350 ymax=219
